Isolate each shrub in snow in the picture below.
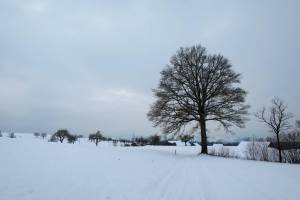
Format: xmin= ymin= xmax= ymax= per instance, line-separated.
xmin=131 ymin=142 xmax=138 ymax=146
xmin=8 ymin=132 xmax=16 ymax=138
xmin=179 ymin=134 xmax=194 ymax=146
xmin=132 ymin=137 xmax=148 ymax=146
xmin=267 ymin=148 xmax=279 ymax=162
xmin=41 ymin=133 xmax=47 ymax=139
xmin=34 ymin=132 xmax=40 ymax=137
xmin=67 ymin=134 xmax=78 ymax=144
xmin=119 ymin=139 xmax=130 ymax=147
xmin=209 ymin=147 xmax=230 ymax=157
xmin=89 ymin=131 xmax=104 ymax=146
xmin=245 ymin=141 xmax=269 ymax=161
xmin=209 ymin=146 xmax=238 ymax=158
xmin=267 ymin=128 xmax=300 ymax=163
xmin=0 ymin=131 xmax=2 ymax=137
xmin=283 ymin=149 xmax=300 ymax=163
xmin=208 ymin=147 xmax=216 ymax=155
xmin=280 ymin=129 xmax=300 ymax=163
xmin=219 ymin=147 xmax=230 ymax=157
xmin=148 ymin=135 xmax=160 ymax=145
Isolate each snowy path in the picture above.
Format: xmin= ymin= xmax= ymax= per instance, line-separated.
xmin=1 ymin=136 xmax=299 ymax=200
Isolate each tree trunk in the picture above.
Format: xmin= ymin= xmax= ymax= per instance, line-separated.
xmin=200 ymin=118 xmax=208 ymax=154
xmin=276 ymin=132 xmax=282 ymax=163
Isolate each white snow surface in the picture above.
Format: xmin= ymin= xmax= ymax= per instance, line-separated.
xmin=0 ymin=134 xmax=299 ymax=200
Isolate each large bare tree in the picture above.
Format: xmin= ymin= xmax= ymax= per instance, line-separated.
xmin=148 ymin=45 xmax=249 ymax=154
xmin=255 ymin=97 xmax=293 ymax=162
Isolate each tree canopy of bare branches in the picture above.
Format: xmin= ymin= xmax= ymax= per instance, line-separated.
xmin=54 ymin=129 xmax=70 ymax=143
xmin=255 ymin=97 xmax=293 ymax=162
xmin=89 ymin=131 xmax=104 ymax=146
xmin=148 ymin=45 xmax=249 ymax=154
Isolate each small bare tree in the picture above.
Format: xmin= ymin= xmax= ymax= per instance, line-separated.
xmin=255 ymin=98 xmax=293 ymax=162
xmin=89 ymin=131 xmax=104 ymax=146
xmin=54 ymin=129 xmax=70 ymax=143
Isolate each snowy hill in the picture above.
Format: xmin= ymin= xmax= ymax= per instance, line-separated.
xmin=0 ymin=133 xmax=299 ymax=200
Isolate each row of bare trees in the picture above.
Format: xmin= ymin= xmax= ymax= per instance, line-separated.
xmin=0 ymin=131 xmax=16 ymax=138
xmin=49 ymin=130 xmax=112 ymax=146
xmin=33 ymin=132 xmax=47 ymax=139
xmin=49 ymin=129 xmax=82 ymax=144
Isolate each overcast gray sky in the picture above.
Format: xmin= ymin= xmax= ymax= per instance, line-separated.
xmin=0 ymin=0 xmax=299 ymax=139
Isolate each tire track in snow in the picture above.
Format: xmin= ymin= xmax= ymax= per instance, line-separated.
xmin=145 ymin=157 xmax=212 ymax=200
xmin=145 ymin=159 xmax=180 ymax=200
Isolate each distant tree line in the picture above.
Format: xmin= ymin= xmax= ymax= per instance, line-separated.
xmin=34 ymin=132 xmax=47 ymax=139
xmin=0 ymin=131 xmax=16 ymax=138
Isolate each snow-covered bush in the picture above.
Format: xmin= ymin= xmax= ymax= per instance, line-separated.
xmin=245 ymin=141 xmax=269 ymax=161
xmin=133 ymin=137 xmax=148 ymax=146
xmin=209 ymin=146 xmax=237 ymax=158
xmin=281 ymin=129 xmax=300 ymax=163
xmin=0 ymin=131 xmax=2 ymax=137
xmin=209 ymin=147 xmax=216 ymax=155
xmin=267 ymin=148 xmax=279 ymax=162
xmin=218 ymin=147 xmax=230 ymax=157
xmin=283 ymin=149 xmax=300 ymax=163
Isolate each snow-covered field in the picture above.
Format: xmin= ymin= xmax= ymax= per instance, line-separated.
xmin=1 ymin=134 xmax=299 ymax=200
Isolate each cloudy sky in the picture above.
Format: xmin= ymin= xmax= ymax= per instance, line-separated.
xmin=0 ymin=0 xmax=299 ymax=139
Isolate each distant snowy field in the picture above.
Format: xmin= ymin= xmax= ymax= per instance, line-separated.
xmin=1 ymin=133 xmax=299 ymax=200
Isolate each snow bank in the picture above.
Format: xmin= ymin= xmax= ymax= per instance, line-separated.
xmin=0 ymin=134 xmax=299 ymax=200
